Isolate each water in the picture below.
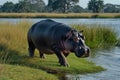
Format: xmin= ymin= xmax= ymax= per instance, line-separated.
xmin=65 ymin=47 xmax=120 ymax=80
xmin=1 ymin=18 xmax=120 ymax=26
xmin=80 ymin=47 xmax=120 ymax=80
xmin=0 ymin=18 xmax=120 ymax=80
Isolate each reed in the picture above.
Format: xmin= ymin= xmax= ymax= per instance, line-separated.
xmin=72 ymin=24 xmax=117 ymax=49
xmin=0 ymin=13 xmax=120 ymax=18
xmin=116 ymin=38 xmax=120 ymax=46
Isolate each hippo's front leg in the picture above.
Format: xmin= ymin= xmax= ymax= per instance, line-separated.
xmin=53 ymin=46 xmax=69 ymax=67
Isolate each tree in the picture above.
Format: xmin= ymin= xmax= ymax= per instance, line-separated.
xmin=1 ymin=1 xmax=15 ymax=12
xmin=13 ymin=0 xmax=45 ymax=12
xmin=71 ymin=5 xmax=84 ymax=13
xmin=13 ymin=1 xmax=31 ymax=12
xmin=0 ymin=7 xmax=1 ymax=12
xmin=97 ymin=0 xmax=104 ymax=12
xmin=47 ymin=0 xmax=56 ymax=12
xmin=104 ymin=4 xmax=120 ymax=13
xmin=47 ymin=0 xmax=79 ymax=13
xmin=88 ymin=0 xmax=104 ymax=13
xmin=25 ymin=0 xmax=45 ymax=12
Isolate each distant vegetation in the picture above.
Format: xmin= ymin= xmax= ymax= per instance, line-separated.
xmin=0 ymin=0 xmax=120 ymax=13
xmin=0 ymin=13 xmax=120 ymax=18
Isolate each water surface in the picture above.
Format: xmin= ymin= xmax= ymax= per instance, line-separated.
xmin=80 ymin=47 xmax=120 ymax=80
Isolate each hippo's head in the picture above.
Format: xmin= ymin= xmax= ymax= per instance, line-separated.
xmin=65 ymin=30 xmax=90 ymax=57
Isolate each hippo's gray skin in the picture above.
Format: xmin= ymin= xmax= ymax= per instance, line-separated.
xmin=27 ymin=19 xmax=90 ymax=67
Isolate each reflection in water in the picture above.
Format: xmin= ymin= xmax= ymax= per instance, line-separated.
xmin=66 ymin=47 xmax=120 ymax=80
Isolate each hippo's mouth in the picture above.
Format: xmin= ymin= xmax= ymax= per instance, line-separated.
xmin=81 ymin=48 xmax=90 ymax=58
xmin=81 ymin=52 xmax=90 ymax=58
xmin=74 ymin=47 xmax=90 ymax=58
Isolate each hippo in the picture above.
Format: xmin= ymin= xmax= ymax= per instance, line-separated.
xmin=27 ymin=19 xmax=90 ymax=67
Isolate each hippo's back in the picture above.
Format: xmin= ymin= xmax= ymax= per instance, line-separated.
xmin=28 ymin=19 xmax=71 ymax=50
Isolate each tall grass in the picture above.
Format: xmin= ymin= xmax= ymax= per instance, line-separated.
xmin=0 ymin=13 xmax=120 ymax=18
xmin=0 ymin=21 xmax=32 ymax=63
xmin=0 ymin=21 xmax=117 ymax=79
xmin=116 ymin=38 xmax=120 ymax=46
xmin=72 ymin=24 xmax=117 ymax=49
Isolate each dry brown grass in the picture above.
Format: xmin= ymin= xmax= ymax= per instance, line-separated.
xmin=0 ymin=13 xmax=120 ymax=18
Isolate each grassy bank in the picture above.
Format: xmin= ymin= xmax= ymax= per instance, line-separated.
xmin=0 ymin=21 xmax=117 ymax=79
xmin=0 ymin=64 xmax=59 ymax=80
xmin=0 ymin=13 xmax=120 ymax=18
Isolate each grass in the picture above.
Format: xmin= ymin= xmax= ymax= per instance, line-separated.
xmin=72 ymin=24 xmax=117 ymax=49
xmin=116 ymin=38 xmax=120 ymax=46
xmin=0 ymin=21 xmax=118 ymax=79
xmin=0 ymin=64 xmax=59 ymax=80
xmin=0 ymin=13 xmax=120 ymax=18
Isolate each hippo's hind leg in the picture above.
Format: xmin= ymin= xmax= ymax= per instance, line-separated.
xmin=39 ymin=51 xmax=46 ymax=59
xmin=28 ymin=40 xmax=35 ymax=57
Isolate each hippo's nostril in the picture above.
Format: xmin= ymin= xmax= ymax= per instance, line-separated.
xmin=85 ymin=48 xmax=88 ymax=52
xmin=82 ymin=48 xmax=90 ymax=57
xmin=86 ymin=48 xmax=90 ymax=57
xmin=79 ymin=46 xmax=81 ymax=49
xmin=87 ymin=48 xmax=90 ymax=54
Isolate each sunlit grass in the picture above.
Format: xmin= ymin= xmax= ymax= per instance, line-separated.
xmin=0 ymin=64 xmax=59 ymax=80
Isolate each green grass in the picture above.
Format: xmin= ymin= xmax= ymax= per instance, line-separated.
xmin=72 ymin=24 xmax=117 ymax=49
xmin=0 ymin=13 xmax=120 ymax=18
xmin=0 ymin=21 xmax=118 ymax=79
xmin=0 ymin=64 xmax=59 ymax=80
xmin=116 ymin=38 xmax=120 ymax=46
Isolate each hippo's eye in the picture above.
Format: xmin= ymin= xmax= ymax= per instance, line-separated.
xmin=73 ymin=37 xmax=79 ymax=42
xmin=80 ymin=36 xmax=85 ymax=40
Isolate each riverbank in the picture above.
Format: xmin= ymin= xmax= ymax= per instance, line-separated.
xmin=0 ymin=21 xmax=118 ymax=79
xmin=0 ymin=13 xmax=120 ymax=18
xmin=0 ymin=64 xmax=59 ymax=80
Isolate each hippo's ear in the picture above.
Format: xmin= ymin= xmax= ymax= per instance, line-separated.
xmin=79 ymin=30 xmax=83 ymax=33
xmin=65 ymin=30 xmax=73 ymax=39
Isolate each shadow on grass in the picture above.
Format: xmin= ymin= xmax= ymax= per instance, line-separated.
xmin=0 ymin=44 xmax=22 ymax=64
xmin=0 ymin=44 xmax=62 ymax=74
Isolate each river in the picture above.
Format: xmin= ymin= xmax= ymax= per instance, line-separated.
xmin=66 ymin=47 xmax=120 ymax=80
xmin=0 ymin=18 xmax=120 ymax=80
xmin=80 ymin=47 xmax=120 ymax=80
